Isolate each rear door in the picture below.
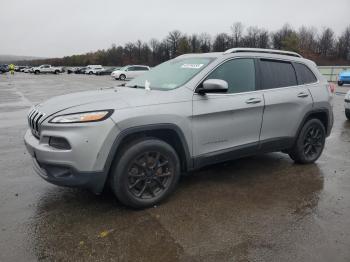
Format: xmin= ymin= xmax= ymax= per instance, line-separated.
xmin=192 ymin=58 xmax=265 ymax=160
xmin=258 ymin=59 xmax=313 ymax=149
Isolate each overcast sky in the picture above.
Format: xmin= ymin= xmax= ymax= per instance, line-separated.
xmin=1 ymin=0 xmax=349 ymax=57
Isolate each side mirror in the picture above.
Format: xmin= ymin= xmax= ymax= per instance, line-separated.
xmin=196 ymin=79 xmax=228 ymax=94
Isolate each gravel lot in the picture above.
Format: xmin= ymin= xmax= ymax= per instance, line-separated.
xmin=1 ymin=72 xmax=350 ymax=262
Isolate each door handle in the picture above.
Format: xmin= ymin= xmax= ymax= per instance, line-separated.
xmin=297 ymin=92 xmax=309 ymax=98
xmin=245 ymin=98 xmax=262 ymax=104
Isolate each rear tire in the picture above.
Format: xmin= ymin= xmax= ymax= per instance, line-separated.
xmin=54 ymin=70 xmax=59 ymax=74
xmin=35 ymin=70 xmax=40 ymax=74
xmin=338 ymin=81 xmax=343 ymax=86
xmin=119 ymin=74 xmax=126 ymax=81
xmin=289 ymin=119 xmax=326 ymax=164
xmin=110 ymin=138 xmax=180 ymax=208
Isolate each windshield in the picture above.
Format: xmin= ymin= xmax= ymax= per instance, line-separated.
xmin=126 ymin=57 xmax=214 ymax=90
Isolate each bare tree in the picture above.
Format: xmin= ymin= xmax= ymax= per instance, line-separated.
xmin=189 ymin=34 xmax=201 ymax=53
xmin=231 ymin=22 xmax=244 ymax=47
xmin=198 ymin=33 xmax=212 ymax=52
xmin=167 ymin=30 xmax=182 ymax=58
xmin=213 ymin=33 xmax=231 ymax=51
xmin=298 ymin=26 xmax=318 ymax=52
xmin=318 ymin=28 xmax=335 ymax=56
xmin=337 ymin=26 xmax=350 ymax=60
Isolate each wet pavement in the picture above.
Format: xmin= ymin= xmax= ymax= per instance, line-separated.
xmin=0 ymin=73 xmax=350 ymax=262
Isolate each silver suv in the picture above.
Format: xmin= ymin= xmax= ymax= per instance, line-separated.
xmin=24 ymin=48 xmax=334 ymax=208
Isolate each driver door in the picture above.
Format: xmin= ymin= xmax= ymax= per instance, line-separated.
xmin=192 ymin=58 xmax=264 ymax=164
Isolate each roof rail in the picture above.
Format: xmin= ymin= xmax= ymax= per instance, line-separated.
xmin=224 ymin=48 xmax=302 ymax=58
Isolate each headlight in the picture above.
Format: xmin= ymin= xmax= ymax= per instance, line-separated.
xmin=49 ymin=110 xmax=113 ymax=123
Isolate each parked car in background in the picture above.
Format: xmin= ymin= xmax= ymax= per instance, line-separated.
xmin=111 ymin=65 xmax=150 ymax=80
xmin=24 ymin=48 xmax=333 ymax=208
xmin=345 ymin=90 xmax=350 ymax=120
xmin=74 ymin=67 xmax=87 ymax=74
xmin=85 ymin=65 xmax=104 ymax=75
xmin=338 ymin=71 xmax=350 ymax=86
xmin=0 ymin=64 xmax=9 ymax=73
xmin=96 ymin=67 xmax=120 ymax=75
xmin=16 ymin=66 xmax=26 ymax=72
xmin=22 ymin=67 xmax=32 ymax=73
xmin=32 ymin=64 xmax=63 ymax=74
xmin=66 ymin=67 xmax=80 ymax=74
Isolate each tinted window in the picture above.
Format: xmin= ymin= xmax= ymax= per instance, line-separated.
xmin=260 ymin=59 xmax=297 ymax=89
xmin=206 ymin=59 xmax=256 ymax=93
xmin=128 ymin=67 xmax=135 ymax=71
xmin=294 ymin=63 xmax=317 ymax=84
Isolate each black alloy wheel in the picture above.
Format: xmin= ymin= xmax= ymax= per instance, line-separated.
xmin=302 ymin=125 xmax=324 ymax=161
xmin=127 ymin=152 xmax=173 ymax=199
xmin=110 ymin=138 xmax=180 ymax=208
xmin=289 ymin=119 xmax=326 ymax=164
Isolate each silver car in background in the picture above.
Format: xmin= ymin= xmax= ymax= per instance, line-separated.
xmin=111 ymin=65 xmax=150 ymax=80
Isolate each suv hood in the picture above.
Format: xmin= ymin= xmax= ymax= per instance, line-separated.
xmin=35 ymin=86 xmax=191 ymax=118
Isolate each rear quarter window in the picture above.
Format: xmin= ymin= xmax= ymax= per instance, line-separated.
xmin=259 ymin=59 xmax=297 ymax=89
xmin=293 ymin=63 xmax=317 ymax=84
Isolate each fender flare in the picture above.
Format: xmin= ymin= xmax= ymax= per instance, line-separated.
xmin=294 ymin=108 xmax=331 ymax=142
xmin=102 ymin=123 xmax=193 ymax=176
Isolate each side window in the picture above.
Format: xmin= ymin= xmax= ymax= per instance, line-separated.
xmin=260 ymin=59 xmax=297 ymax=89
xmin=206 ymin=58 xmax=256 ymax=93
xmin=294 ymin=63 xmax=317 ymax=84
xmin=128 ymin=67 xmax=135 ymax=71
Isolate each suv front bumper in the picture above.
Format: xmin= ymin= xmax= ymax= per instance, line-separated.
xmin=24 ymin=118 xmax=119 ymax=193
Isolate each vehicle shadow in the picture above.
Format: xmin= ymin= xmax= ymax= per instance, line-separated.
xmin=30 ymin=153 xmax=324 ymax=261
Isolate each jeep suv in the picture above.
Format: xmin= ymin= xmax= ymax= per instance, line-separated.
xmin=24 ymin=48 xmax=334 ymax=208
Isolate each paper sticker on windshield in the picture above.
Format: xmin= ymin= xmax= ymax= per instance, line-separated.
xmin=181 ymin=64 xmax=204 ymax=69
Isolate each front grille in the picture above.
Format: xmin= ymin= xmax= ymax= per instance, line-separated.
xmin=27 ymin=108 xmax=46 ymax=138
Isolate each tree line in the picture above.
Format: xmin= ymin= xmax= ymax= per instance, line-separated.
xmin=20 ymin=23 xmax=350 ymax=67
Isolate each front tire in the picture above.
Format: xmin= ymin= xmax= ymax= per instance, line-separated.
xmin=289 ymin=119 xmax=326 ymax=164
xmin=35 ymin=70 xmax=40 ymax=74
xmin=338 ymin=81 xmax=343 ymax=86
xmin=110 ymin=138 xmax=180 ymax=208
xmin=89 ymin=71 xmax=93 ymax=75
xmin=119 ymin=74 xmax=126 ymax=81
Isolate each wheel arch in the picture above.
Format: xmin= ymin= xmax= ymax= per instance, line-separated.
xmin=296 ymin=108 xmax=331 ymax=140
xmin=103 ymin=124 xmax=193 ymax=178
